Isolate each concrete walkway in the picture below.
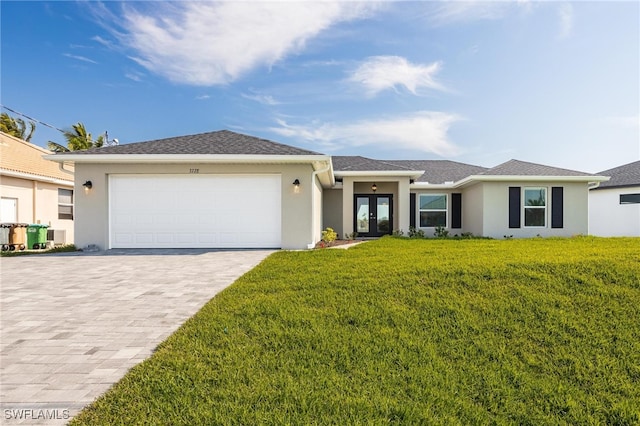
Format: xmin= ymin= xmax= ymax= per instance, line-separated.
xmin=0 ymin=249 xmax=273 ymax=425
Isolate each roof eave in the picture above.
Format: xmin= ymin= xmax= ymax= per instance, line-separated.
xmin=0 ymin=168 xmax=74 ymax=186
xmin=591 ymin=182 xmax=640 ymax=190
xmin=454 ymin=174 xmax=610 ymax=188
xmin=335 ymin=170 xmax=425 ymax=179
xmin=44 ymin=153 xmax=331 ymax=164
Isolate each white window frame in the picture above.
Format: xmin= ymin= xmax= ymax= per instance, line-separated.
xmin=419 ymin=194 xmax=448 ymax=228
xmin=58 ymin=188 xmax=74 ymax=220
xmin=523 ymin=187 xmax=547 ymax=228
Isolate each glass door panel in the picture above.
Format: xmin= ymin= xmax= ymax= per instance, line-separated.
xmin=356 ymin=196 xmax=370 ymax=233
xmin=377 ymin=197 xmax=390 ymax=234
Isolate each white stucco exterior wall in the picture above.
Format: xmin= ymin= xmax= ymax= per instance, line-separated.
xmin=397 ymin=179 xmax=411 ymax=234
xmin=73 ymin=162 xmax=319 ymax=250
xmin=311 ymin=175 xmax=323 ymax=247
xmin=589 ymin=186 xmax=640 ymax=236
xmin=481 ymin=181 xmax=589 ymax=238
xmin=462 ymin=183 xmax=483 ymax=237
xmin=322 ymin=188 xmax=343 ymax=238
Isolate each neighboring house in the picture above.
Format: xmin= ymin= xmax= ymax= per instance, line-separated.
xmin=589 ymin=160 xmax=640 ymax=237
xmin=47 ymin=130 xmax=607 ymax=250
xmin=0 ymin=131 xmax=75 ymax=244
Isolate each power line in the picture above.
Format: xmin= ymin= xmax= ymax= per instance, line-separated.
xmin=1 ymin=104 xmax=119 ymax=145
xmin=1 ymin=104 xmax=66 ymax=134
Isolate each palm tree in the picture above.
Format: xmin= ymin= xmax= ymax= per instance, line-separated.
xmin=0 ymin=112 xmax=36 ymax=142
xmin=47 ymin=122 xmax=104 ymax=152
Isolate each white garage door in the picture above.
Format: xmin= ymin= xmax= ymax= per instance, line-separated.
xmin=109 ymin=174 xmax=281 ymax=248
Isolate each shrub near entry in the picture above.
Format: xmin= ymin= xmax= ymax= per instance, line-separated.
xmin=321 ymin=227 xmax=337 ymax=244
xmin=71 ymin=237 xmax=640 ymax=426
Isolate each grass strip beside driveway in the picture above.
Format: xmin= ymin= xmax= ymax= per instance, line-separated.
xmin=72 ymin=237 xmax=640 ymax=425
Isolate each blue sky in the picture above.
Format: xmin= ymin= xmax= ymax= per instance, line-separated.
xmin=2 ymin=1 xmax=638 ymax=173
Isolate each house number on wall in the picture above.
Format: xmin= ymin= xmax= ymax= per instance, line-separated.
xmin=189 ymin=168 xmax=199 ymax=174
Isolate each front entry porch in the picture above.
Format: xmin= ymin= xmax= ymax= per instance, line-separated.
xmin=354 ymin=194 xmax=393 ymax=237
xmin=339 ymin=177 xmax=412 ymax=239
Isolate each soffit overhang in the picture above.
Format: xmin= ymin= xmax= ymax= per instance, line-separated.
xmin=44 ymin=154 xmax=334 ymax=187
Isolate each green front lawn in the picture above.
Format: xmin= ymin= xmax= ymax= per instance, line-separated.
xmin=73 ymin=237 xmax=640 ymax=425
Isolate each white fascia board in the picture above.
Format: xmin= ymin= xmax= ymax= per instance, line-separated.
xmin=335 ymin=170 xmax=424 ymax=178
xmin=0 ymin=168 xmax=74 ymax=186
xmin=455 ymin=174 xmax=610 ymax=188
xmin=410 ymin=183 xmax=455 ymax=190
xmin=43 ymin=153 xmax=332 ymax=165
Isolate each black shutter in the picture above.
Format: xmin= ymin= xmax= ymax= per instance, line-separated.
xmin=551 ymin=187 xmax=563 ymax=228
xmin=451 ymin=193 xmax=462 ymax=229
xmin=509 ymin=187 xmax=521 ymax=228
xmin=409 ymin=193 xmax=416 ymax=228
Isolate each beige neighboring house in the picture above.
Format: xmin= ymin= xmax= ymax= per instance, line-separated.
xmin=0 ymin=131 xmax=74 ymax=244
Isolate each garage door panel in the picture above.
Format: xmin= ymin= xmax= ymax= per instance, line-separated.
xmin=135 ymin=233 xmax=154 ymax=244
xmin=156 ymin=233 xmax=174 ymax=244
xmin=110 ymin=175 xmax=281 ymax=248
xmin=198 ymin=233 xmax=217 ymax=244
xmin=113 ymin=233 xmax=133 ymax=245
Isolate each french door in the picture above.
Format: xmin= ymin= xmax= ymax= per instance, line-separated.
xmin=354 ymin=194 xmax=393 ymax=237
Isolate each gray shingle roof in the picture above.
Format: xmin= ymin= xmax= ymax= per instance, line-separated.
xmin=389 ymin=160 xmax=488 ymax=183
xmin=595 ymin=160 xmax=640 ymax=189
xmin=333 ymin=157 xmax=592 ymax=184
xmin=59 ymin=130 xmax=323 ymax=156
xmin=480 ymin=159 xmax=593 ymax=177
xmin=332 ymin=156 xmax=416 ymax=172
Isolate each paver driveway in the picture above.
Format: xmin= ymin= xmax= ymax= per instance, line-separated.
xmin=0 ymin=249 xmax=273 ymax=425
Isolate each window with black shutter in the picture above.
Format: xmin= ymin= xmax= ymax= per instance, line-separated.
xmin=508 ymin=187 xmax=521 ymax=228
xmin=551 ymin=187 xmax=563 ymax=228
xmin=451 ymin=193 xmax=462 ymax=229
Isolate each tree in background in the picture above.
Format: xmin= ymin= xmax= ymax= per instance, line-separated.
xmin=47 ymin=122 xmax=104 ymax=152
xmin=1 ymin=112 xmax=36 ymax=142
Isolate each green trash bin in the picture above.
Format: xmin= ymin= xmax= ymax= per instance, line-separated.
xmin=27 ymin=224 xmax=49 ymax=249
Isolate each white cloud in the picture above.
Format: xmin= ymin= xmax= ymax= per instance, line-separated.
xmin=427 ymin=1 xmax=511 ymax=25
xmin=63 ymin=53 xmax=98 ymax=64
xmin=348 ymin=56 xmax=445 ymax=97
xmin=106 ymin=2 xmax=380 ymax=86
xmin=91 ymin=35 xmax=115 ymax=50
xmin=241 ymin=93 xmax=280 ymax=106
xmin=558 ymin=3 xmax=573 ymax=38
xmin=270 ymin=111 xmax=461 ymax=156
xmin=196 ymin=94 xmax=211 ymax=100
xmin=124 ymin=71 xmax=144 ymax=82
xmin=426 ymin=1 xmax=532 ymax=26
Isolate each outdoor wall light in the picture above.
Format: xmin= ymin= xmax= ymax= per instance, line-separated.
xmin=293 ymin=179 xmax=300 ymax=187
xmin=371 ymin=183 xmax=377 ymax=193
xmin=83 ymin=180 xmax=93 ymax=190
